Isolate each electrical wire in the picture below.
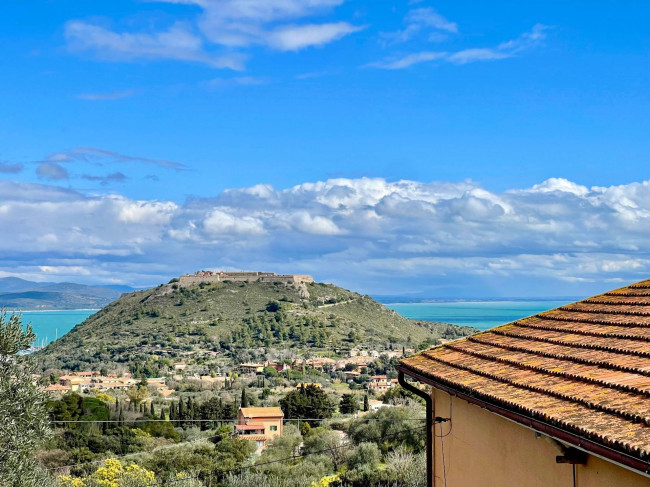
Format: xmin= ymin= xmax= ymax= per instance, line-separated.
xmin=51 ymin=417 xmax=427 ymax=424
xmin=46 ymin=415 xmax=426 ymax=473
xmin=141 ymin=424 xmax=427 ymax=486
xmin=434 ymin=393 xmax=453 ymax=438
xmin=439 ymin=423 xmax=448 ymax=487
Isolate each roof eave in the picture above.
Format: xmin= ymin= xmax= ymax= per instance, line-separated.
xmin=396 ymin=363 xmax=650 ymax=478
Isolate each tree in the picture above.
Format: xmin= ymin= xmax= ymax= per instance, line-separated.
xmin=363 ymin=394 xmax=369 ymax=412
xmin=279 ymin=385 xmax=335 ymax=426
xmin=265 ymin=300 xmax=281 ymax=312
xmin=127 ymin=385 xmax=149 ymax=406
xmin=241 ymin=388 xmax=248 ymax=408
xmin=339 ymin=394 xmax=359 ymax=415
xmin=0 ymin=310 xmax=52 ymax=486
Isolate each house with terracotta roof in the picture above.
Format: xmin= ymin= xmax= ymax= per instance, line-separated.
xmin=236 ymin=406 xmax=284 ymax=453
xmin=398 ymin=279 xmax=650 ymax=487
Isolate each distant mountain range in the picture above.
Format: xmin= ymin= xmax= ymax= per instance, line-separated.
xmin=0 ymin=277 xmax=134 ymax=310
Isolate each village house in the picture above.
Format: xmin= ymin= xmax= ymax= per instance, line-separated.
xmin=238 ymin=362 xmax=264 ymax=374
xmin=236 ymin=406 xmax=284 ymax=453
xmin=398 ymin=279 xmax=650 ymax=487
xmin=367 ymin=375 xmax=398 ymax=393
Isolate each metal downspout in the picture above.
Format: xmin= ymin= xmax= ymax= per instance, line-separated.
xmin=398 ymin=370 xmax=434 ymax=487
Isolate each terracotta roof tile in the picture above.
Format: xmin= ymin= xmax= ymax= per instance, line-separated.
xmin=399 ymin=279 xmax=650 ymax=471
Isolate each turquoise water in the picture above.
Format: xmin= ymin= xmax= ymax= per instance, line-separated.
xmin=386 ymin=301 xmax=571 ymax=330
xmin=13 ymin=310 xmax=97 ymax=346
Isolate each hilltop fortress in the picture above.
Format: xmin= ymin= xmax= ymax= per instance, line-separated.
xmin=178 ymin=271 xmax=314 ymax=288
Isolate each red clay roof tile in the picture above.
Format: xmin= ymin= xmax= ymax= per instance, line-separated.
xmin=399 ymin=279 xmax=650 ymax=470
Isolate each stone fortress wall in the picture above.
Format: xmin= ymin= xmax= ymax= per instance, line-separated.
xmin=178 ymin=271 xmax=314 ymax=288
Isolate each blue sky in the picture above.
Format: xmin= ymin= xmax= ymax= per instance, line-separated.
xmin=1 ymin=1 xmax=650 ymax=297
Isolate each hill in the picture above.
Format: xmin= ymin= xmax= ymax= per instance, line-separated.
xmin=0 ymin=277 xmax=132 ymax=310
xmin=36 ymin=278 xmax=476 ymax=371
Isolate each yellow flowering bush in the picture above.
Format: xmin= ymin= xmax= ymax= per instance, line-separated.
xmin=311 ymin=474 xmax=340 ymax=487
xmin=58 ymin=459 xmax=156 ymax=487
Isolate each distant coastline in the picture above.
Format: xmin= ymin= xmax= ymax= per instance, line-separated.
xmin=376 ymin=296 xmax=584 ymax=304
xmin=9 ymin=309 xmax=100 ymax=313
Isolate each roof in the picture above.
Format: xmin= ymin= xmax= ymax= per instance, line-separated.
xmin=239 ymin=435 xmax=266 ymax=442
xmin=399 ymin=279 xmax=650 ymax=473
xmin=240 ymin=407 xmax=284 ymax=418
xmin=235 ymin=424 xmax=265 ymax=431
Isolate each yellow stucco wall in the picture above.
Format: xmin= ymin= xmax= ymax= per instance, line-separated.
xmin=431 ymin=389 xmax=650 ymax=487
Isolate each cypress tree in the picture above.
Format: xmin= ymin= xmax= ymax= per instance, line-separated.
xmin=169 ymin=401 xmax=176 ymax=421
xmin=241 ymin=388 xmax=248 ymax=408
xmin=363 ymin=394 xmax=369 ymax=412
xmin=119 ymin=408 xmax=124 ymax=425
xmin=160 ymin=408 xmax=166 ymax=421
xmin=150 ymin=401 xmax=155 ymax=416
xmin=178 ymin=399 xmax=185 ymax=427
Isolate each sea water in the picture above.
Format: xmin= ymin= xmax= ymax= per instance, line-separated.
xmin=385 ymin=301 xmax=571 ymax=330
xmin=12 ymin=310 xmax=97 ymax=346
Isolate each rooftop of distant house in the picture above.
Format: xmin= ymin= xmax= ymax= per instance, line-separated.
xmin=399 ymin=278 xmax=650 ymax=471
xmin=240 ymin=407 xmax=284 ymax=418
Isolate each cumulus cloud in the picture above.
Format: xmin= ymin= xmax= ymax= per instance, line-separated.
xmin=65 ymin=0 xmax=360 ymax=69
xmin=4 ymin=177 xmax=650 ymax=295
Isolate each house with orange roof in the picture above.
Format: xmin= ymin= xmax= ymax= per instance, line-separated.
xmin=236 ymin=406 xmax=284 ymax=453
xmin=398 ymin=279 xmax=650 ymax=487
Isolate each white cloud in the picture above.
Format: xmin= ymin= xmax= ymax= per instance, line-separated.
xmin=381 ymin=7 xmax=457 ymax=45
xmin=365 ymin=51 xmax=446 ymax=69
xmin=406 ymin=8 xmax=457 ymax=33
xmin=203 ymin=208 xmax=265 ymax=236
xmin=65 ymin=0 xmax=360 ymax=69
xmin=36 ymin=162 xmax=69 ymax=181
xmin=5 ymin=176 xmax=650 ymax=294
xmin=77 ymin=90 xmax=136 ymax=100
xmin=447 ymin=48 xmax=511 ymax=64
xmin=65 ymin=21 xmax=244 ymax=69
xmin=371 ymin=24 xmax=549 ymax=69
xmin=267 ymin=22 xmax=364 ymax=51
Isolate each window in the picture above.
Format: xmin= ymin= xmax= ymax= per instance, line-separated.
xmin=270 ymin=425 xmax=278 ymax=431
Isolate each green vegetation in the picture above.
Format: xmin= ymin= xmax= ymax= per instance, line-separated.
xmin=279 ymin=384 xmax=336 ymax=425
xmin=36 ymin=279 xmax=475 ymax=371
xmin=0 ymin=310 xmax=53 ymax=486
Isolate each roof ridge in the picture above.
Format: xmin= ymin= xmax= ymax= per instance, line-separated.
xmin=492 ymin=328 xmax=650 ymax=358
xmin=517 ymin=319 xmax=650 ymax=342
xmin=584 ymin=298 xmax=650 ymax=306
xmin=538 ymin=313 xmax=650 ymax=328
xmin=445 ymin=342 xmax=650 ymax=396
xmin=421 ymin=348 xmax=650 ymax=426
xmin=559 ymin=305 xmax=650 ymax=317
xmin=469 ymin=335 xmax=650 ymax=378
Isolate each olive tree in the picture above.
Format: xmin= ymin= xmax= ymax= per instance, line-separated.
xmin=0 ymin=310 xmax=52 ymax=486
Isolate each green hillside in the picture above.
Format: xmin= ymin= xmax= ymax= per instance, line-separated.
xmin=36 ymin=279 xmax=476 ymax=371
